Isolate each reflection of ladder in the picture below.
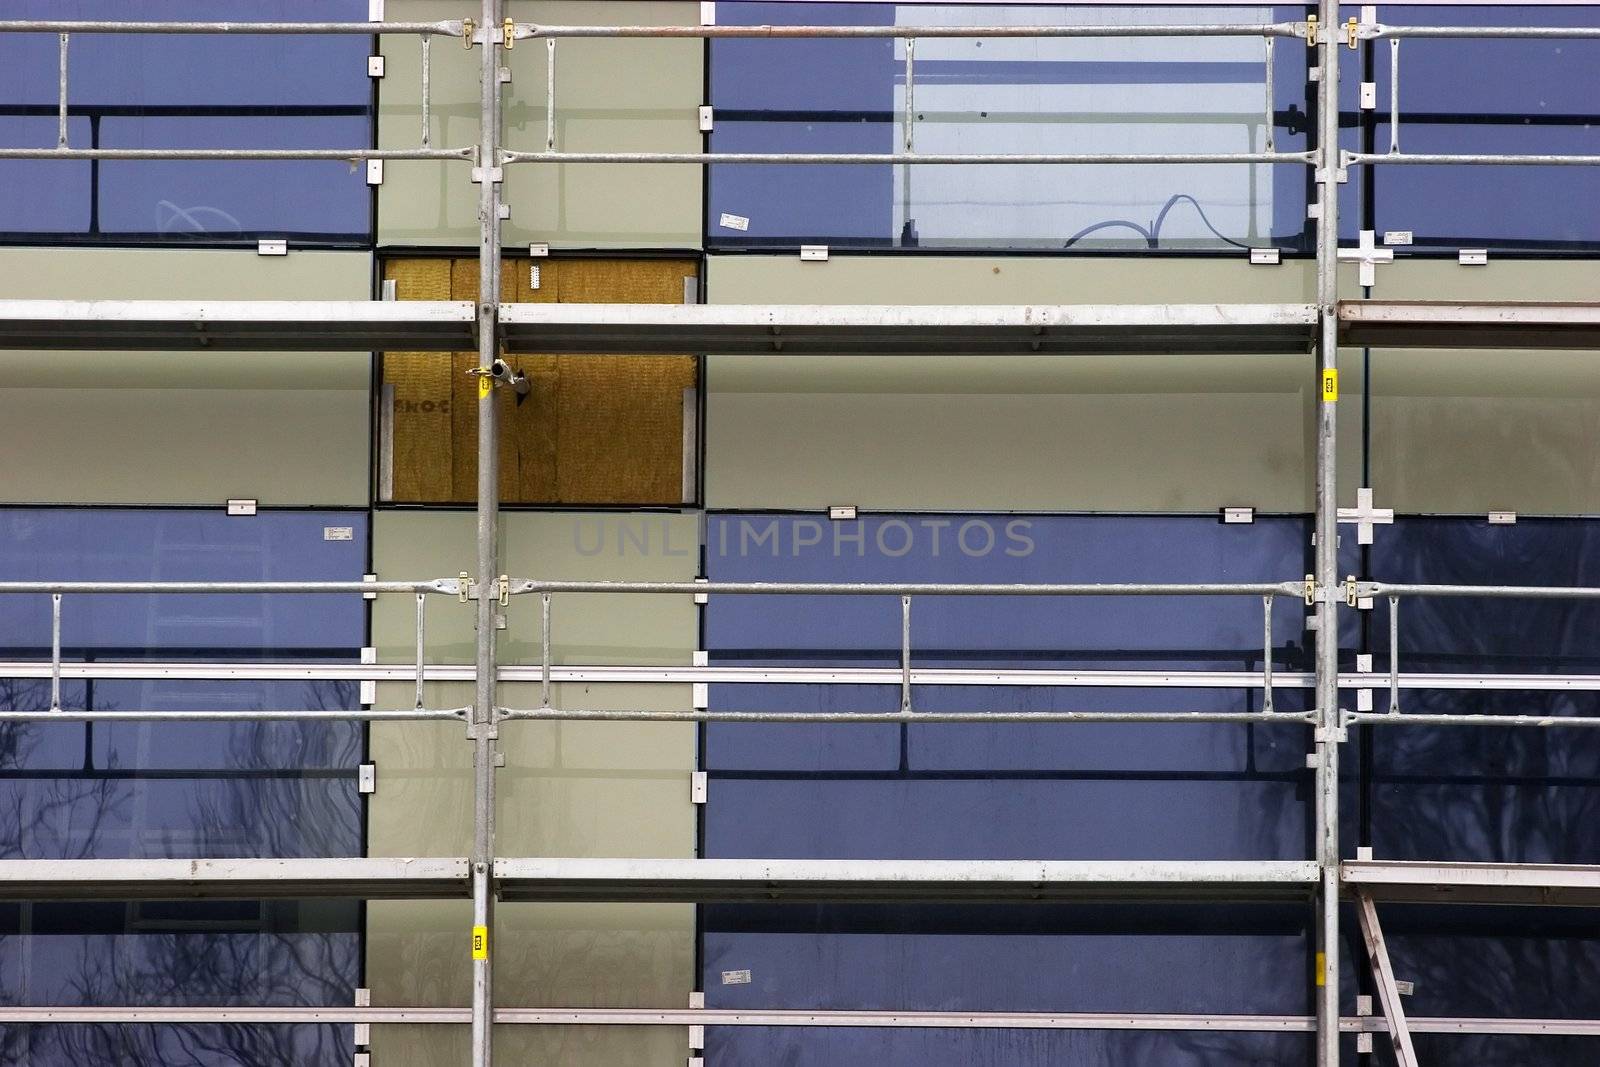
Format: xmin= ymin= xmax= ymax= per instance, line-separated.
xmin=129 ymin=516 xmax=273 ymax=855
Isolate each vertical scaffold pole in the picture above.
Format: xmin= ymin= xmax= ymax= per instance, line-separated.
xmin=471 ymin=1 xmax=504 ymax=1065
xmin=1313 ymin=2 xmax=1343 ymax=1064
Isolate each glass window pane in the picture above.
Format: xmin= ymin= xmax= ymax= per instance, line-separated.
xmin=709 ymin=2 xmax=1309 ymax=250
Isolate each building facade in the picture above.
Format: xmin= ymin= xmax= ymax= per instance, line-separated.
xmin=1 ymin=2 xmax=1599 ymax=1065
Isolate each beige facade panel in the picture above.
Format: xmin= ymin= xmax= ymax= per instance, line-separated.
xmin=1361 ymin=262 xmax=1600 ymax=514
xmin=0 ymin=249 xmax=369 ymax=506
xmin=368 ymin=511 xmax=695 ymax=1064
xmin=379 ymin=1 xmax=702 ymax=249
xmin=706 ymin=255 xmax=1324 ymax=512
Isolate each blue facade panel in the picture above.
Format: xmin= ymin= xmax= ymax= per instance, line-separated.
xmin=1349 ymin=518 xmax=1600 ymax=1063
xmin=1370 ymin=7 xmax=1600 ymax=249
xmin=703 ymin=513 xmax=1314 ymax=1064
xmin=0 ymin=1 xmax=371 ymax=243
xmin=0 ymin=508 xmax=366 ymax=1065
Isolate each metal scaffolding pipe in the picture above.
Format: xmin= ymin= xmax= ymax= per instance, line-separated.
xmin=1365 ymin=24 xmax=1600 ymax=40
xmin=0 ymin=1004 xmax=1594 ymax=1035
xmin=0 ymin=579 xmax=457 ymax=594
xmin=471 ymin=0 xmax=505 ymax=1063
xmin=511 ymin=580 xmax=1305 ymax=597
xmin=1346 ymin=151 xmax=1600 ymax=167
xmin=1347 ymin=712 xmax=1600 ymax=730
xmin=501 ymin=707 xmax=1318 ymax=725
xmin=0 ymin=147 xmax=473 ymax=161
xmin=0 ymin=20 xmax=464 ymax=35
xmin=0 ymin=708 xmax=470 ymax=722
xmin=1364 ymin=582 xmax=1600 ymax=599
xmin=1311 ymin=0 xmax=1342 ymax=1060
xmin=524 ymin=23 xmax=1307 ymax=40
xmin=501 ymin=150 xmax=1315 ymax=166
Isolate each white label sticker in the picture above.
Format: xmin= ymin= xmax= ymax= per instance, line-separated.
xmin=1383 ymin=230 xmax=1414 ymax=246
xmin=718 ymin=212 xmax=750 ymax=232
xmin=720 ymin=969 xmax=752 ymax=985
xmin=324 ymin=526 xmax=355 ymax=542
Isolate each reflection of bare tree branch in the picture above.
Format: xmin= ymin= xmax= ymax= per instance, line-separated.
xmin=0 ymin=678 xmax=360 ymax=1064
xmin=0 ymin=678 xmax=127 ymax=861
xmin=1369 ymin=524 xmax=1600 ymax=1064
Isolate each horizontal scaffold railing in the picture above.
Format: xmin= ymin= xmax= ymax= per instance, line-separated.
xmin=0 ymin=577 xmax=1307 ymax=726
xmin=1342 ymin=18 xmax=1600 ymax=170
xmin=0 ymin=18 xmax=472 ymax=163
xmin=502 ymin=578 xmax=1309 ymax=727
xmin=515 ymin=17 xmax=1305 ymax=169
xmin=0 ymin=1004 xmax=1594 ymax=1037
xmin=0 ymin=578 xmax=464 ymax=722
xmin=1346 ymin=582 xmax=1600 ymax=731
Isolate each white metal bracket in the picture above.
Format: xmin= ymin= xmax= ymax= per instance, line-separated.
xmin=701 ymin=2 xmax=717 ymax=26
xmin=1338 ymin=231 xmax=1394 ymax=288
xmin=226 ymin=498 xmax=257 ymax=516
xmin=367 ymin=55 xmax=385 ymax=78
xmin=829 ymin=505 xmax=858 ymax=521
xmin=694 ymin=577 xmax=709 ymax=605
xmin=256 ymin=239 xmax=287 ymax=257
xmin=354 ymin=1053 xmax=371 ymax=1067
xmin=529 ymin=242 xmax=549 ymax=257
xmin=1359 ymin=81 xmax=1377 ymax=109
xmin=367 ymin=0 xmax=383 ymax=21
xmin=691 ymin=770 xmax=708 ymax=806
xmin=359 ymin=764 xmax=377 ymax=795
xmin=1221 ymin=506 xmax=1255 ymax=524
xmin=692 ymin=651 xmax=709 ymax=709
xmin=1488 ymin=510 xmax=1517 ymax=525
xmin=362 ymin=573 xmax=379 ymax=601
xmin=354 ymin=987 xmax=371 ymax=1047
xmin=365 ymin=159 xmax=383 ymax=186
xmin=1459 ymin=248 xmax=1489 ymax=266
xmin=471 ymin=166 xmax=504 ymax=184
xmin=1337 ymin=487 xmax=1394 ymax=545
xmin=688 ymin=991 xmax=706 ymax=1050
xmin=698 ymin=106 xmax=715 ymax=133
xmin=360 ymin=647 xmax=377 ymax=706
xmin=1248 ymin=248 xmax=1280 ymax=266
xmin=800 ymin=245 xmax=829 ymax=262
xmin=1356 ymin=992 xmax=1374 ymax=1053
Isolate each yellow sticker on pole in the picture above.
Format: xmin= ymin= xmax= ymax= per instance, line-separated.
xmin=471 ymin=925 xmax=488 ymax=960
xmin=478 ymin=374 xmax=492 ymax=400
xmin=1314 ymin=951 xmax=1326 ymax=986
xmin=1320 ymin=369 xmax=1339 ymax=402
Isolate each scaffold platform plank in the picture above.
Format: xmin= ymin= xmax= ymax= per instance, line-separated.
xmin=493 ymin=858 xmax=1320 ymax=903
xmin=1339 ymin=300 xmax=1600 ymax=349
xmin=0 ymin=300 xmax=476 ymax=351
xmin=0 ymin=858 xmax=471 ymax=899
xmin=498 ymin=303 xmax=1320 ymax=356
xmin=1343 ymin=859 xmax=1600 ymax=907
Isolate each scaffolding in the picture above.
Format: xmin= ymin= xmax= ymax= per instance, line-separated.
xmin=2 ymin=5 xmax=1600 ymax=1066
